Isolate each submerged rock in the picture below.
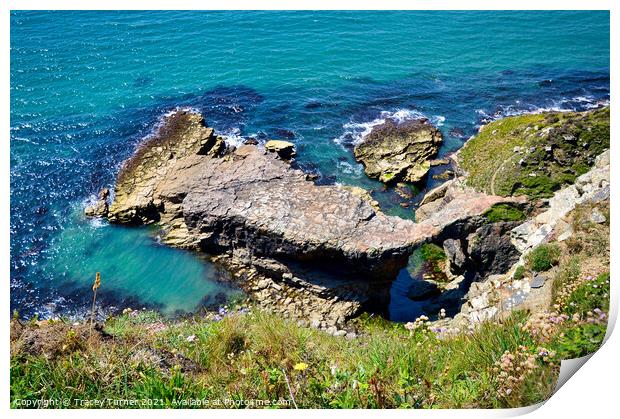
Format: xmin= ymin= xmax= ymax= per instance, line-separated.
xmin=407 ymin=280 xmax=440 ymax=301
xmin=353 ymin=118 xmax=442 ymax=184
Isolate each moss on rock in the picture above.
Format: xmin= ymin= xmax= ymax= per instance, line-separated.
xmin=483 ymin=203 xmax=526 ymax=223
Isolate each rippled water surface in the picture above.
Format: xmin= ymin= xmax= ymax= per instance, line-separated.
xmin=10 ymin=11 xmax=610 ymax=319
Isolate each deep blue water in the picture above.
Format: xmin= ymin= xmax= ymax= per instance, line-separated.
xmin=10 ymin=11 xmax=610 ymax=320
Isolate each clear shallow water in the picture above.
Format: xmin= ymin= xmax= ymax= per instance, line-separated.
xmin=10 ymin=11 xmax=610 ymax=319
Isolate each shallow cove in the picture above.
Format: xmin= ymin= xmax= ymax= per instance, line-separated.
xmin=46 ymin=208 xmax=243 ymax=317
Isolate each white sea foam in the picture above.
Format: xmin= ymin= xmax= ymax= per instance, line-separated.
xmin=337 ymin=161 xmax=365 ymax=177
xmin=220 ymin=127 xmax=249 ymax=148
xmin=476 ymin=95 xmax=609 ymax=124
xmin=333 ymin=108 xmax=446 ymax=148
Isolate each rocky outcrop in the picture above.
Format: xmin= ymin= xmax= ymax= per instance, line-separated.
xmin=107 ymin=112 xmax=427 ymax=280
xmin=415 ymin=178 xmax=524 ymax=223
xmin=84 ymin=187 xmax=110 ymax=218
xmin=432 ymin=153 xmax=610 ymax=333
xmin=466 ymin=221 xmax=522 ymax=275
xmin=510 ymin=150 xmax=610 ymax=253
xmin=353 ymin=118 xmax=443 ymax=184
xmin=98 ymin=110 xmax=514 ymax=327
xmin=442 ymin=239 xmax=466 ymax=274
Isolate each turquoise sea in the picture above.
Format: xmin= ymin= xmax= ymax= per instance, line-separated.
xmin=10 ymin=11 xmax=610 ymax=320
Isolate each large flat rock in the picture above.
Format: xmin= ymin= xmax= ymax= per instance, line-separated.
xmin=107 ymin=111 xmax=419 ymax=279
xmin=104 ymin=111 xmax=508 ymax=281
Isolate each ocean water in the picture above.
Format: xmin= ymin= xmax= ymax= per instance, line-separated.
xmin=10 ymin=11 xmax=610 ymax=320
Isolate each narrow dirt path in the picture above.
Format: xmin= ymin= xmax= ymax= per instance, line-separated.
xmin=489 ymin=156 xmax=513 ymax=195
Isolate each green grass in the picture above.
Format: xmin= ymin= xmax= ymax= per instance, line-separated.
xmin=483 ymin=204 xmax=526 ymax=223
xmin=12 ymin=257 xmax=610 ymax=411
xmin=420 ymin=243 xmax=446 ymax=262
xmin=458 ymin=107 xmax=609 ymax=198
xmin=513 ymin=265 xmax=526 ymax=281
xmin=11 ymin=309 xmax=562 ymax=409
xmin=526 ymin=243 xmax=561 ymax=272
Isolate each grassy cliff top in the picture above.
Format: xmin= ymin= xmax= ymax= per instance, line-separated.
xmin=458 ymin=106 xmax=609 ymax=198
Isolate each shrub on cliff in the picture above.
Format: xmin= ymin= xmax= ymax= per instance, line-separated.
xmin=483 ymin=203 xmax=526 ymax=223
xmin=420 ymin=243 xmax=446 ymax=262
xmin=526 ymin=243 xmax=561 ymax=272
xmin=513 ymin=265 xmax=526 ymax=281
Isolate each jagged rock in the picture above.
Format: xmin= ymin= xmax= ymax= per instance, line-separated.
xmin=84 ymin=187 xmax=110 ymax=218
xmin=510 ymin=149 xmax=610 ymax=253
xmin=415 ymin=178 xmax=523 ymax=223
xmin=467 ymin=222 xmax=521 ymax=275
xmin=590 ymin=209 xmax=606 ymax=224
xmin=432 ymin=170 xmax=454 ymax=180
xmin=264 ymin=140 xmax=296 ymax=159
xmin=530 ymin=275 xmax=545 ymax=289
xmin=430 ymin=158 xmax=450 ymax=166
xmin=353 ymin=118 xmax=442 ymax=184
xmin=419 ymin=179 xmax=454 ymax=206
xmin=443 ymin=239 xmax=467 ymax=274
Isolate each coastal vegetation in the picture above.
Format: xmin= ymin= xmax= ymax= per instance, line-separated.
xmin=458 ymin=107 xmax=610 ymax=198
xmin=483 ymin=203 xmax=526 ymax=223
xmin=526 ymin=244 xmax=561 ymax=272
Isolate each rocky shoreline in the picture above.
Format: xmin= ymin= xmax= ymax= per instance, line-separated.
xmin=86 ymin=107 xmax=609 ymax=333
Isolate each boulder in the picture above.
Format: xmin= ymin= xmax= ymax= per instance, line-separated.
xmin=265 ymin=140 xmax=296 ymax=159
xmin=353 ymin=118 xmax=443 ymax=184
xmin=590 ymin=209 xmax=606 ymax=224
xmin=443 ymin=238 xmax=467 ymax=274
xmin=530 ymin=275 xmax=546 ymax=289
